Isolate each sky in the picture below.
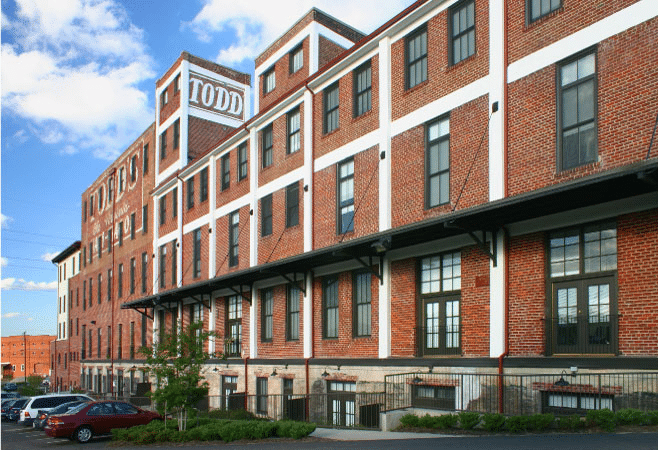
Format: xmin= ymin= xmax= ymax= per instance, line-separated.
xmin=1 ymin=0 xmax=416 ymax=338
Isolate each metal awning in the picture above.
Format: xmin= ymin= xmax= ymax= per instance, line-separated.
xmin=122 ymin=159 xmax=658 ymax=311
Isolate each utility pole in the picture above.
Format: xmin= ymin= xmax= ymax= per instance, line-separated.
xmin=23 ymin=332 xmax=27 ymax=382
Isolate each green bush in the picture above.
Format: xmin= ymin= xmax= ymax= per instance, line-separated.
xmin=615 ymin=408 xmax=647 ymax=426
xmin=435 ymin=414 xmax=458 ymax=429
xmin=481 ymin=413 xmax=506 ymax=432
xmin=557 ymin=414 xmax=585 ymax=431
xmin=399 ymin=413 xmax=420 ymax=427
xmin=418 ymin=414 xmax=437 ymax=428
xmin=111 ymin=428 xmax=130 ymax=441
xmin=206 ymin=408 xmax=257 ymax=421
xmin=527 ymin=413 xmax=554 ymax=431
xmin=646 ymin=410 xmax=658 ymax=425
xmin=458 ymin=412 xmax=481 ymax=430
xmin=505 ymin=415 xmax=529 ymax=433
xmin=276 ymin=420 xmax=316 ymax=439
xmin=587 ymin=409 xmax=616 ymax=432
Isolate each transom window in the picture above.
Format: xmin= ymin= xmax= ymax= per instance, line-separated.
xmin=558 ymin=51 xmax=597 ymax=171
xmin=426 ymin=115 xmax=450 ymax=208
xmin=528 ymin=0 xmax=561 ymax=23
xmin=323 ymin=82 xmax=339 ymax=134
xmin=450 ymin=0 xmax=475 ymax=65
xmin=354 ymin=61 xmax=371 ymax=117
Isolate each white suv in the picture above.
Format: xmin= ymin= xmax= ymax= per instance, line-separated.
xmin=18 ymin=393 xmax=93 ymax=426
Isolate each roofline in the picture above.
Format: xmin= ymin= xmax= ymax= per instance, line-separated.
xmin=51 ymin=241 xmax=81 ymax=264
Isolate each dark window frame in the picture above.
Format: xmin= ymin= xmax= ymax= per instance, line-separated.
xmin=160 ymin=130 xmax=167 ymax=160
xmin=449 ymin=0 xmax=476 ymax=66
xmin=263 ymin=67 xmax=276 ymax=94
xmin=322 ymin=276 xmax=339 ymax=339
xmin=262 ymin=124 xmax=273 ymax=168
xmin=130 ymin=257 xmax=136 ymax=294
xmin=143 ymin=143 xmax=149 ymax=173
xmin=256 ymin=377 xmax=268 ymax=415
xmin=287 ymin=107 xmax=301 ymax=154
xmin=237 ymin=143 xmax=248 ymax=181
xmin=336 ymin=158 xmax=354 ymax=234
xmin=286 ymin=284 xmax=300 ymax=341
xmin=323 ymin=82 xmax=339 ymax=134
xmin=353 ymin=271 xmax=372 ymax=337
xmin=200 ymin=167 xmax=209 ymax=203
xmin=193 ymin=229 xmax=202 ymax=279
xmin=527 ymin=0 xmax=562 ymax=24
xmin=405 ymin=24 xmax=428 ymax=90
xmin=221 ymin=154 xmax=230 ymax=191
xmin=141 ymin=252 xmax=148 ymax=294
xmin=289 ymin=44 xmax=303 ymax=74
xmin=160 ymin=196 xmax=167 ymax=225
xmin=172 ymin=188 xmax=178 ymax=218
xmin=171 ymin=239 xmax=177 ymax=286
xmin=261 ymin=194 xmax=273 ymax=237
xmin=228 ymin=211 xmax=239 ymax=267
xmin=261 ymin=288 xmax=273 ymax=342
xmin=425 ymin=114 xmax=451 ymax=209
xmin=285 ymin=182 xmax=299 ymax=228
xmin=353 ymin=60 xmax=372 ymax=117
xmin=187 ymin=176 xmax=195 ymax=209
xmin=173 ymin=119 xmax=180 ymax=150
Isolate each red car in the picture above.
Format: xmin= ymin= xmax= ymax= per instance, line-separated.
xmin=44 ymin=400 xmax=162 ymax=443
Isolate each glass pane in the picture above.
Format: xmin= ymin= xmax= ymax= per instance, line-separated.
xmin=578 ymin=53 xmax=595 ymax=79
xmin=439 ymin=118 xmax=449 ymax=136
xmin=577 ymin=81 xmax=594 ymax=122
xmin=531 ymin=0 xmax=540 ymax=20
xmin=439 ymin=141 xmax=450 ymax=171
xmin=579 ymin=122 xmax=597 ymax=164
xmin=439 ymin=172 xmax=450 ymax=204
xmin=562 ymin=128 xmax=579 ymax=169
xmin=562 ymin=87 xmax=578 ymax=128
xmin=428 ymin=122 xmax=439 ymax=141
xmin=466 ymin=2 xmax=474 ymax=27
xmin=429 ymin=143 xmax=439 ymax=173
xmin=561 ymin=60 xmax=577 ymax=86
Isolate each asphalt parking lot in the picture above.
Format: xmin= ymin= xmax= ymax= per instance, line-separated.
xmin=1 ymin=420 xmax=111 ymax=450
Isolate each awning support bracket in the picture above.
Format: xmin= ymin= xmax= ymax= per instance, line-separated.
xmin=467 ymin=230 xmax=497 ymax=267
xmin=278 ymin=272 xmax=307 ymax=295
xmin=354 ymin=255 xmax=384 ymax=285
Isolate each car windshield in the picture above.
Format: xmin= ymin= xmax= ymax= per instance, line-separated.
xmin=51 ymin=401 xmax=85 ymax=414
xmin=62 ymin=403 xmax=87 ymax=415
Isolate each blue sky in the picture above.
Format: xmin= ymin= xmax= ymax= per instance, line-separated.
xmin=1 ymin=0 xmax=415 ymax=337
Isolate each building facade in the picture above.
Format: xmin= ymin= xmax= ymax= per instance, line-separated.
xmin=52 ymin=0 xmax=658 ymax=419
xmin=2 ymin=335 xmax=55 ymax=380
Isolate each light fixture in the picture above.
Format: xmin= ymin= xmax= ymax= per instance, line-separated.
xmin=213 ymin=367 xmax=219 ymax=372
xmin=271 ymin=369 xmax=278 ymax=377
xmin=554 ymin=370 xmax=570 ymax=387
xmin=371 ymin=237 xmax=391 ymax=253
xmin=322 ymin=370 xmax=329 ymax=378
xmin=413 ymin=376 xmax=423 ymax=384
xmin=91 ymin=320 xmax=96 ymax=325
xmin=428 ymin=365 xmax=434 ymax=373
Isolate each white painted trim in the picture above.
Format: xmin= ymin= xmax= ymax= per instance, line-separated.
xmin=489 ymin=229 xmax=505 ymax=357
xmin=250 ymin=284 xmax=258 ymax=359
xmin=156 ymin=230 xmax=179 ymax=247
xmin=248 ymin=95 xmax=305 ymax=131
xmin=390 ymin=76 xmax=490 ymax=138
xmin=209 ymin=154 xmax=217 ymax=277
xmin=389 ymin=0 xmax=456 ymax=45
xmin=311 ymin=47 xmax=379 ymax=93
xmin=176 ymin=178 xmax=183 ymax=287
xmin=309 ymin=22 xmax=319 ymax=75
xmin=489 ymin=0 xmax=505 ymax=202
xmin=214 ymin=194 xmax=251 ymax=223
xmin=303 ymin=89 xmax=314 ymax=253
xmin=209 ymin=297 xmax=215 ymax=355
xmin=378 ymin=255 xmax=391 ymax=358
xmin=378 ymin=36 xmax=392 ymax=232
xmin=256 ymin=167 xmax=304 ymax=199
xmin=187 ymin=107 xmax=245 ymax=129
xmin=508 ymin=0 xmax=658 ymax=83
xmin=314 ymin=130 xmax=380 ymax=172
xmin=189 ymin=63 xmax=251 ymax=91
xmin=182 ymin=215 xmax=211 ymax=236
xmin=249 ymin=127 xmax=259 ymax=267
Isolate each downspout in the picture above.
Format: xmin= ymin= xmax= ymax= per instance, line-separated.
xmin=244 ymin=356 xmax=249 ymax=410
xmin=497 ymin=0 xmax=510 ymax=414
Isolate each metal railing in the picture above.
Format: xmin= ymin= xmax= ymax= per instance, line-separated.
xmin=384 ymin=371 xmax=658 ymax=415
xmin=223 ymin=341 xmax=241 ymax=358
xmin=416 ymin=326 xmax=461 ymax=356
xmin=545 ymin=315 xmax=618 ymax=355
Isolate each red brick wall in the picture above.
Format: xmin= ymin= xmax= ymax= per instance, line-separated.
xmin=187 ymin=116 xmax=236 ymax=163
xmin=312 ymin=271 xmax=379 ymax=358
xmin=507 ymin=0 xmax=639 ymax=64
xmin=159 ymin=79 xmax=181 ymax=125
xmin=508 ymin=232 xmax=546 ymax=356
xmin=257 ymin=183 xmax=304 ymax=264
xmin=256 ymin=285 xmax=305 ymax=358
xmin=313 ymin=55 xmax=379 ymax=158
xmin=461 ymin=246 xmax=490 ymax=357
xmin=507 ymin=18 xmax=658 ymax=196
xmin=214 ymin=206 xmax=251 ymax=277
xmin=216 ymin=143 xmax=251 ymax=206
xmin=390 ymin=258 xmax=417 ymax=357
xmin=390 ymin=0 xmax=489 ymax=121
xmin=318 ymin=35 xmax=347 ymax=69
xmin=258 ymin=104 xmax=305 ymax=187
xmin=259 ymin=38 xmax=310 ymax=111
xmin=313 ymin=146 xmax=379 ymax=249
xmin=183 ymin=165 xmax=211 ymax=224
xmin=617 ymin=209 xmax=658 ymax=355
xmin=391 ymin=95 xmax=489 ymax=228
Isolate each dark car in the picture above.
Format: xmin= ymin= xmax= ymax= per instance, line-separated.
xmin=45 ymin=400 xmax=163 ymax=443
xmin=3 ymin=383 xmax=18 ymax=391
xmin=1 ymin=398 xmax=21 ymax=420
xmin=6 ymin=398 xmax=30 ymax=422
xmin=33 ymin=400 xmax=90 ymax=430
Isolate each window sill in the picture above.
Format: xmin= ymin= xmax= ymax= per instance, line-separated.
xmin=524 ymin=7 xmax=564 ymax=31
xmin=404 ymin=79 xmax=429 ymax=95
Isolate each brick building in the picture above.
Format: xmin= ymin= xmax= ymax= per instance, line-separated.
xmin=2 ymin=334 xmax=55 ymax=380
xmin=52 ymin=1 xmax=658 ymax=421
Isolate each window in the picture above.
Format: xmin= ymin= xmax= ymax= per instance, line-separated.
xmin=97 ymin=273 xmax=102 ymax=304
xmin=108 ymin=177 xmax=114 ymax=201
xmin=141 ymin=252 xmax=148 ymax=294
xmin=558 ymin=51 xmax=597 ymax=171
xmin=159 ymin=245 xmax=166 ymax=289
xmin=172 ymin=188 xmax=178 ymax=218
xmin=187 ymin=176 xmax=194 ymax=209
xmin=174 ymin=74 xmax=180 ymax=94
xmin=160 ymin=130 xmax=167 ymax=160
xmin=97 ymin=236 xmax=102 ymax=259
xmin=286 ymin=182 xmax=299 ymax=228
xmin=118 ymin=222 xmax=123 ymax=246
xmin=107 ymin=269 xmax=112 ymax=301
xmin=88 ymin=329 xmax=92 ymax=360
xmin=130 ymin=321 xmax=135 ymax=359
xmin=542 ymin=391 xmax=613 ymax=414
xmin=200 ymin=167 xmax=208 ymax=202
xmin=226 ymin=296 xmax=242 ymax=357
xmin=229 ymin=211 xmax=239 ymax=267
xmin=353 ymin=272 xmax=371 ymax=337
xmin=130 ymin=257 xmax=136 ymax=294
xmin=261 ymin=194 xmax=273 ymax=237
xmin=117 ymin=324 xmax=122 ymax=360
xmin=323 ymin=276 xmax=339 ymax=339
xmin=450 ymin=0 xmax=475 ymax=65
xmin=97 ymin=328 xmax=101 ymax=359
xmin=143 ymin=143 xmax=149 ymax=173
xmin=406 ymin=25 xmax=427 ymax=89
xmin=327 ymin=381 xmax=356 ymax=427
xmin=261 ymin=288 xmax=273 ymax=341
xmin=353 ymin=61 xmax=372 ymax=117
xmin=142 ymin=205 xmax=148 ymax=234
xmin=83 ymin=200 xmax=87 ymax=222
xmin=107 ymin=229 xmax=112 ymax=253
xmin=337 ymin=159 xmax=354 ymax=234
xmin=256 ymin=377 xmax=268 ymax=415
xmin=426 ymin=115 xmax=450 ymax=208
xmin=548 ymin=222 xmax=617 ymax=354
xmin=118 ymin=263 xmax=124 ymax=298
xmin=173 ymin=119 xmax=180 ymax=150
xmin=413 ymin=385 xmax=456 ymax=410
xmin=221 ymin=154 xmax=230 ymax=191
xmin=289 ymin=45 xmax=303 ymax=73
xmin=238 ymin=143 xmax=248 ymax=181
xmin=90 ymin=195 xmax=94 ymax=216
xmin=171 ymin=239 xmax=177 ymax=286
xmin=193 ymin=229 xmax=201 ymax=279
xmin=130 ymin=155 xmax=136 ymax=182
xmin=287 ymin=108 xmax=301 ymax=154
xmin=323 ymin=82 xmax=339 ymax=134
xmin=98 ymin=187 xmax=104 ymax=210
xmin=89 ymin=277 xmax=93 ymax=306
xmin=419 ymin=252 xmax=461 ymax=355
xmin=130 ymin=213 xmax=135 ymax=240
xmin=286 ymin=285 xmax=300 ymax=341
xmin=528 ymin=0 xmax=561 ymax=23
xmin=263 ymin=67 xmax=275 ymax=94
xmin=119 ymin=167 xmax=125 ymax=192
xmin=83 ymin=280 xmax=86 ymax=310
xmin=89 ymin=242 xmax=93 ymax=263
xmin=262 ymin=124 xmax=273 ymax=168
xmin=160 ymin=88 xmax=168 ymax=108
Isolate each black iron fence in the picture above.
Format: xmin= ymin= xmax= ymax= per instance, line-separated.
xmin=545 ymin=315 xmax=619 ymax=355
xmin=384 ymin=371 xmax=658 ymax=415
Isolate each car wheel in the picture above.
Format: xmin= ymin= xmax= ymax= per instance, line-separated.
xmin=74 ymin=426 xmax=93 ymax=443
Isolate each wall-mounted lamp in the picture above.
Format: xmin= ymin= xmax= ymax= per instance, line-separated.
xmin=322 ymin=369 xmax=329 ymax=378
xmin=271 ymin=368 xmax=278 ymax=377
xmin=554 ymin=370 xmax=570 ymax=387
xmin=413 ymin=376 xmax=423 ymax=384
xmin=371 ymin=237 xmax=391 ymax=253
xmin=91 ymin=321 xmax=96 ymax=325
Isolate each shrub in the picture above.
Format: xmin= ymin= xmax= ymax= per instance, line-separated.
xmin=399 ymin=413 xmax=420 ymax=428
xmin=206 ymin=408 xmax=257 ymax=421
xmin=646 ymin=410 xmax=658 ymax=425
xmin=587 ymin=409 xmax=616 ymax=432
xmin=418 ymin=414 xmax=437 ymax=428
xmin=557 ymin=414 xmax=585 ymax=431
xmin=615 ymin=408 xmax=647 ymax=426
xmin=527 ymin=413 xmax=554 ymax=431
xmin=458 ymin=412 xmax=481 ymax=430
xmin=481 ymin=413 xmax=506 ymax=432
xmin=111 ymin=428 xmax=130 ymax=441
xmin=435 ymin=414 xmax=458 ymax=429
xmin=133 ymin=430 xmax=158 ymax=445
xmin=276 ymin=420 xmax=316 ymax=439
xmin=505 ymin=415 xmax=529 ymax=433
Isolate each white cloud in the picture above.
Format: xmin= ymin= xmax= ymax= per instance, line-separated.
xmin=13 ymin=129 xmax=29 ymax=144
xmin=41 ymin=252 xmax=60 ymax=262
xmin=2 ymin=312 xmax=21 ymax=318
xmin=1 ymin=214 xmax=13 ymax=229
xmin=1 ymin=278 xmax=57 ymax=291
xmin=0 ymin=257 xmax=8 ymax=268
xmin=186 ymin=0 xmax=416 ymax=65
xmin=2 ymin=0 xmax=155 ymax=160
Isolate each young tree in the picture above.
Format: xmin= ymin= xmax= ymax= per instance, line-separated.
xmin=140 ymin=321 xmax=218 ymax=431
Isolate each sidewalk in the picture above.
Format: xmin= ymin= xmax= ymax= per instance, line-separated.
xmin=310 ymin=427 xmax=455 ymax=441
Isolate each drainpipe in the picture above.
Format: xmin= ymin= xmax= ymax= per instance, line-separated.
xmin=244 ymin=356 xmax=249 ymax=410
